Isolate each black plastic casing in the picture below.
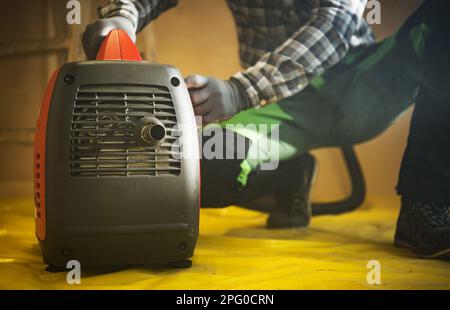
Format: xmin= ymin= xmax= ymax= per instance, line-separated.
xmin=40 ymin=61 xmax=199 ymax=268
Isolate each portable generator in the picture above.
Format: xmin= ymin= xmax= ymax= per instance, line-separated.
xmin=33 ymin=30 xmax=200 ymax=269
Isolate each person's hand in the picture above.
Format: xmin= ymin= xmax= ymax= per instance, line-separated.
xmin=82 ymin=16 xmax=136 ymax=60
xmin=185 ymin=75 xmax=251 ymax=125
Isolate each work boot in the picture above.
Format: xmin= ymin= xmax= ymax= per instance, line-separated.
xmin=238 ymin=153 xmax=317 ymax=229
xmin=266 ymin=153 xmax=317 ymax=229
xmin=394 ymin=198 xmax=450 ymax=259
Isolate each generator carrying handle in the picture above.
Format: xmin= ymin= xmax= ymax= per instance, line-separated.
xmin=96 ymin=29 xmax=142 ymax=61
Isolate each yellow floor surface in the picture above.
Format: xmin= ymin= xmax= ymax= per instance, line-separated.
xmin=0 ymin=195 xmax=449 ymax=290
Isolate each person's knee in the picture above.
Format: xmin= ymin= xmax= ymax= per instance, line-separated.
xmin=200 ymin=127 xmax=252 ymax=208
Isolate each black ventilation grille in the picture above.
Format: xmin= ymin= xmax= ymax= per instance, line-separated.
xmin=70 ymin=84 xmax=181 ymax=177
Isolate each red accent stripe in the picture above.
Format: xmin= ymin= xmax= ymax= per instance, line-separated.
xmin=96 ymin=29 xmax=142 ymax=61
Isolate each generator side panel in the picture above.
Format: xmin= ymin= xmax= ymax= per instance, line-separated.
xmin=33 ymin=68 xmax=60 ymax=242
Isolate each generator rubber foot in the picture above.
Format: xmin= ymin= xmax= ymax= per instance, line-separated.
xmin=45 ymin=265 xmax=67 ymax=273
xmin=167 ymin=260 xmax=192 ymax=269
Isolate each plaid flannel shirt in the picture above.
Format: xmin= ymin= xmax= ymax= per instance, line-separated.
xmin=98 ymin=0 xmax=374 ymax=107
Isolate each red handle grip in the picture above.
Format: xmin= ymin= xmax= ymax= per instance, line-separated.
xmin=96 ymin=29 xmax=142 ymax=61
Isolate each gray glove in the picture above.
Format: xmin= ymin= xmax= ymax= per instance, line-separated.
xmin=185 ymin=75 xmax=251 ymax=125
xmin=82 ymin=16 xmax=136 ymax=60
